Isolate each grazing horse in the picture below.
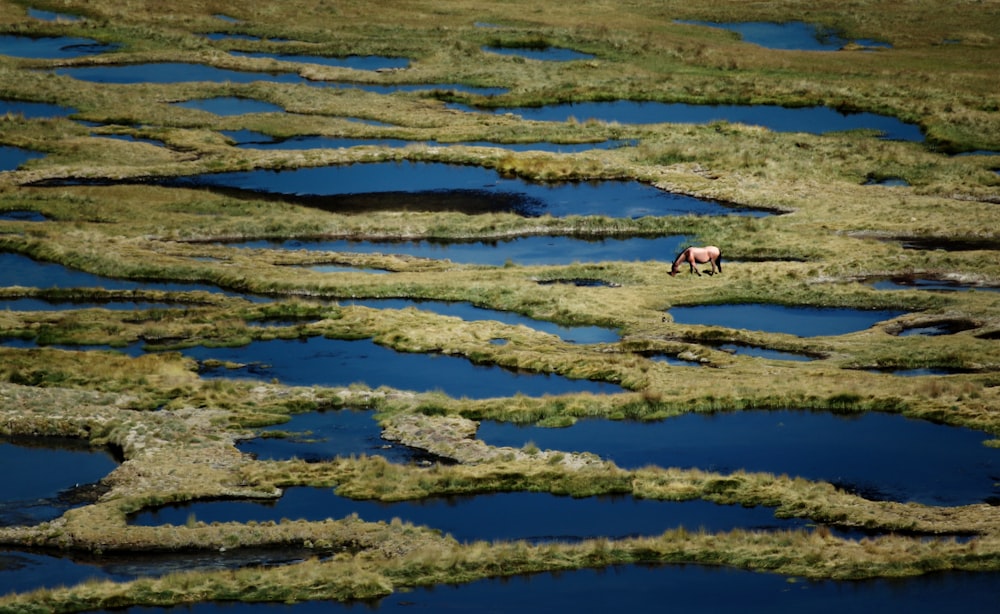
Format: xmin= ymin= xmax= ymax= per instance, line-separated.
xmin=670 ymin=245 xmax=722 ymax=277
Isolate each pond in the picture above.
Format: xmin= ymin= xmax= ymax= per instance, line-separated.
xmin=0 ymin=145 xmax=45 ymax=172
xmin=0 ymin=437 xmax=118 ymax=527
xmin=448 ymin=100 xmax=923 ymax=142
xmin=675 ymin=20 xmax=891 ymax=51
xmin=715 ymin=343 xmax=816 ymax=361
xmin=482 ymin=45 xmax=595 ymax=61
xmin=869 ymin=277 xmax=1000 ymax=293
xmin=235 ymin=409 xmax=437 ymax=464
xmin=0 ymin=99 xmax=77 ymax=119
xmin=667 ymin=304 xmax=906 ymax=337
xmin=0 ymin=34 xmax=117 ymax=58
xmin=0 ymin=252 xmax=271 ymax=302
xmin=181 ymin=336 xmax=622 ymax=399
xmin=229 ymin=52 xmax=410 ymax=71
xmin=164 ymin=161 xmax=766 ymax=218
xmin=173 ymin=97 xmax=285 ymax=115
xmin=28 ymin=8 xmax=83 ymax=22
xmin=225 ymin=234 xmax=689 ymax=266
xmin=345 ymin=299 xmax=621 ymax=344
xmin=475 ymin=410 xmax=1000 ymax=506
xmin=0 ymin=210 xmax=47 ymax=221
xmin=223 ymin=129 xmax=636 ymax=153
xmin=130 ymin=488 xmax=809 ymax=541
xmin=52 ymin=63 xmax=506 ymax=95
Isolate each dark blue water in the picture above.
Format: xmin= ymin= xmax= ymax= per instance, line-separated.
xmin=183 ymin=336 xmax=621 ymax=398
xmin=0 ymin=438 xmax=118 ymax=527
xmin=477 ymin=410 xmax=1000 ymax=505
xmin=346 ymin=299 xmax=620 ymax=344
xmin=675 ymin=20 xmax=891 ymax=50
xmin=870 ymin=278 xmax=1000 ymax=293
xmin=166 ymin=161 xmax=763 ymax=218
xmin=482 ymin=46 xmax=595 ymax=61
xmin=717 ymin=343 xmax=815 ymax=361
xmin=0 ymin=252 xmax=271 ymax=302
xmin=667 ymin=304 xmax=906 ymax=337
xmin=0 ymin=99 xmax=77 ymax=119
xmin=0 ymin=145 xmax=44 ymax=172
xmin=229 ymin=52 xmax=410 ymax=71
xmin=449 ymin=101 xmax=922 ymax=142
xmin=53 ymin=63 xmax=505 ymax=95
xmin=229 ymin=234 xmax=689 ymax=266
xmin=0 ymin=34 xmax=117 ymax=58
xmin=173 ymin=97 xmax=284 ymax=115
xmin=235 ymin=410 xmax=427 ymax=464
xmin=0 ymin=297 xmax=181 ymax=311
xmin=0 ymin=210 xmax=47 ymax=221
xmin=130 ymin=488 xmax=805 ymax=540
xmin=222 ymin=130 xmax=636 ymax=152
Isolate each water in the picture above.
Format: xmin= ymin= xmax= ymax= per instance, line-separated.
xmin=0 ymin=437 xmax=118 ymax=527
xmin=53 ymin=63 xmax=505 ymax=95
xmin=0 ymin=34 xmax=117 ymax=58
xmin=235 ymin=410 xmax=432 ymax=464
xmin=0 ymin=252 xmax=271 ymax=302
xmin=229 ymin=52 xmax=410 ymax=71
xmin=130 ymin=488 xmax=807 ymax=541
xmin=28 ymin=8 xmax=83 ymax=22
xmin=223 ymin=130 xmax=636 ymax=152
xmin=0 ymin=145 xmax=45 ymax=172
xmin=675 ymin=20 xmax=891 ymax=51
xmin=164 ymin=161 xmax=764 ymax=218
xmin=482 ymin=45 xmax=595 ymax=61
xmin=0 ymin=210 xmax=46 ymax=221
xmin=227 ymin=234 xmax=690 ymax=266
xmin=173 ymin=97 xmax=284 ymax=115
xmin=716 ymin=343 xmax=816 ymax=361
xmin=182 ymin=337 xmax=621 ymax=399
xmin=346 ymin=298 xmax=621 ymax=344
xmin=476 ymin=410 xmax=1000 ymax=505
xmin=0 ymin=99 xmax=77 ymax=119
xmin=667 ymin=304 xmax=906 ymax=337
xmin=870 ymin=277 xmax=1000 ymax=293
xmin=449 ymin=100 xmax=923 ymax=141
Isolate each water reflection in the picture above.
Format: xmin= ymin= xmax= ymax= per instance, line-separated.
xmin=0 ymin=252 xmax=271 ymax=302
xmin=675 ymin=20 xmax=891 ymax=51
xmin=0 ymin=99 xmax=77 ymax=119
xmin=223 ymin=129 xmax=635 ymax=152
xmin=28 ymin=8 xmax=83 ymax=22
xmin=0 ymin=34 xmax=117 ymax=58
xmin=183 ymin=337 xmax=621 ymax=398
xmin=482 ymin=45 xmax=595 ymax=61
xmin=668 ymin=304 xmax=905 ymax=337
xmin=227 ymin=234 xmax=689 ymax=266
xmin=0 ymin=145 xmax=44 ymax=172
xmin=716 ymin=343 xmax=816 ymax=361
xmin=173 ymin=97 xmax=284 ymax=115
xmin=130 ymin=488 xmax=807 ymax=541
xmin=477 ymin=410 xmax=1000 ymax=505
xmin=163 ymin=161 xmax=764 ymax=218
xmin=1 ymin=437 xmax=118 ymax=527
xmin=449 ymin=100 xmax=923 ymax=141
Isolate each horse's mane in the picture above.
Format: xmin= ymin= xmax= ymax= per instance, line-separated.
xmin=672 ymin=246 xmax=690 ymax=266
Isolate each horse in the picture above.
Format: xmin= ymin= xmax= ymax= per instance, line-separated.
xmin=670 ymin=245 xmax=722 ymax=277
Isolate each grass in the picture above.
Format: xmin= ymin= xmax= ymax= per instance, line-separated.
xmin=0 ymin=0 xmax=999 ymax=609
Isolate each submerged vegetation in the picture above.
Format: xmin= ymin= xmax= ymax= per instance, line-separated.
xmin=1 ymin=0 xmax=999 ymax=610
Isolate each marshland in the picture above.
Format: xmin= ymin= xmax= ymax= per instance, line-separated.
xmin=1 ymin=0 xmax=1000 ymax=611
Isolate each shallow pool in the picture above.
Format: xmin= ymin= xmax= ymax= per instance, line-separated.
xmin=223 ymin=130 xmax=636 ymax=152
xmin=675 ymin=20 xmax=891 ymax=51
xmin=0 ymin=34 xmax=117 ymax=58
xmin=667 ymin=303 xmax=905 ymax=337
xmin=0 ymin=145 xmax=45 ymax=172
xmin=476 ymin=410 xmax=999 ymax=505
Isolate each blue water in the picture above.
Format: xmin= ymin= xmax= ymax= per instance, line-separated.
xmin=0 ymin=252 xmax=271 ymax=302
xmin=230 ymin=52 xmax=410 ymax=71
xmin=476 ymin=410 xmax=1000 ymax=505
xmin=53 ymin=63 xmax=505 ymax=95
xmin=28 ymin=8 xmax=83 ymax=22
xmin=346 ymin=298 xmax=621 ymax=344
xmin=130 ymin=488 xmax=806 ymax=540
xmin=667 ymin=304 xmax=906 ymax=337
xmin=0 ymin=438 xmax=118 ymax=527
xmin=0 ymin=145 xmax=45 ymax=172
xmin=182 ymin=336 xmax=621 ymax=398
xmin=0 ymin=100 xmax=77 ymax=119
xmin=165 ymin=161 xmax=763 ymax=218
xmin=0 ymin=34 xmax=117 ymax=58
xmin=482 ymin=46 xmax=595 ymax=61
xmin=870 ymin=278 xmax=1000 ymax=293
xmin=0 ymin=210 xmax=47 ymax=221
xmin=675 ymin=20 xmax=891 ymax=51
xmin=449 ymin=100 xmax=923 ymax=142
xmin=173 ymin=97 xmax=284 ymax=115
xmin=228 ymin=234 xmax=690 ymax=266
xmin=222 ymin=130 xmax=636 ymax=152
xmin=717 ymin=343 xmax=815 ymax=361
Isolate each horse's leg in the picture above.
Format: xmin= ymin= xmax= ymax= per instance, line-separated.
xmin=690 ymin=259 xmax=701 ymax=276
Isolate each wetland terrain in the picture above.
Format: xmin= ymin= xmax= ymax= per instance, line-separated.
xmin=1 ymin=0 xmax=1000 ymax=611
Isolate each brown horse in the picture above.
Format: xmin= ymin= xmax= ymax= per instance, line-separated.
xmin=670 ymin=245 xmax=722 ymax=277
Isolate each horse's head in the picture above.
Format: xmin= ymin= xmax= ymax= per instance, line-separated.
xmin=669 ymin=264 xmax=679 ymax=277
